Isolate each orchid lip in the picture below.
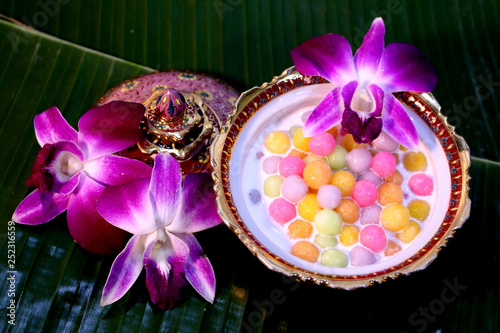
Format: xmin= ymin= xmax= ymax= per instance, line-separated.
xmin=52 ymin=151 xmax=84 ymax=183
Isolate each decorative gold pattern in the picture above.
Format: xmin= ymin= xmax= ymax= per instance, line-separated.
xmin=152 ymin=84 xmax=169 ymax=92
xmin=120 ymin=80 xmax=138 ymax=92
xmin=196 ymin=89 xmax=213 ymax=101
xmin=138 ymin=89 xmax=215 ymax=161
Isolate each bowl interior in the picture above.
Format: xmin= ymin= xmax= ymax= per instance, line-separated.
xmin=228 ymin=83 xmax=451 ymax=276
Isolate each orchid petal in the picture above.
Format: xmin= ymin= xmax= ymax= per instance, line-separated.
xmin=144 ymin=232 xmax=189 ymax=310
xmin=12 ymin=189 xmax=70 ymax=225
xmin=341 ymin=80 xmax=358 ymax=107
xmin=341 ymin=108 xmax=383 ymax=144
xmin=354 ymin=17 xmax=385 ymax=86
xmin=381 ymin=94 xmax=419 ymax=150
xmin=303 ymin=87 xmax=343 ymax=137
xmin=372 ymin=43 xmax=438 ymax=93
xmin=67 ymin=173 xmax=129 ymax=256
xmin=178 ymin=233 xmax=216 ymax=303
xmin=291 ymin=34 xmax=356 ymax=86
xmin=77 ymin=101 xmax=146 ymax=161
xmin=101 ymin=234 xmax=148 ymax=306
xmin=149 ymin=153 xmax=182 ymax=228
xmin=367 ymin=84 xmax=384 ymax=117
xmin=96 ymin=178 xmax=157 ymax=235
xmin=168 ymin=173 xmax=222 ymax=234
xmin=53 ymin=173 xmax=81 ymax=196
xmin=26 ymin=144 xmax=57 ymax=193
xmin=84 ymin=155 xmax=152 ymax=187
xmin=34 ymin=107 xmax=78 ymax=147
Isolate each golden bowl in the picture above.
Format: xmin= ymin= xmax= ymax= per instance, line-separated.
xmin=210 ymin=67 xmax=471 ymax=289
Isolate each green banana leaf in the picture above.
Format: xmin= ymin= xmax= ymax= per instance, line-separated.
xmin=1 ymin=0 xmax=499 ymax=162
xmin=0 ymin=1 xmax=499 ymax=332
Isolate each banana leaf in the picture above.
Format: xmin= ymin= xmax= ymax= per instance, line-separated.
xmin=0 ymin=1 xmax=499 ymax=332
xmin=1 ymin=0 xmax=499 ymax=162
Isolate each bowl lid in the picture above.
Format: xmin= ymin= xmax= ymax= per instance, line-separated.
xmin=95 ymin=70 xmax=239 ymax=173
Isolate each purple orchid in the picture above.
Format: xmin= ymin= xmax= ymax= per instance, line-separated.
xmin=12 ymin=102 xmax=153 ymax=256
xmin=291 ymin=17 xmax=438 ymax=149
xmin=97 ymin=152 xmax=222 ymax=309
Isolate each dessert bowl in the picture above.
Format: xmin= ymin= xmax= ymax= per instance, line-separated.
xmin=211 ymin=67 xmax=471 ymax=289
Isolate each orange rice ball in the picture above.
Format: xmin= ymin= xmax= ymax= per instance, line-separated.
xmin=291 ymin=241 xmax=320 ymax=262
xmin=384 ymin=169 xmax=404 ymax=185
xmin=330 ymin=170 xmax=356 ymax=197
xmin=288 ymin=220 xmax=314 ymax=239
xmin=288 ymin=149 xmax=308 ymax=159
xmin=326 ymin=126 xmax=339 ymax=139
xmin=378 ymin=182 xmax=404 ymax=206
xmin=397 ymin=221 xmax=421 ymax=243
xmin=384 ymin=240 xmax=402 ymax=256
xmin=334 ymin=198 xmax=360 ymax=224
xmin=339 ymin=134 xmax=367 ymax=152
xmin=303 ymin=160 xmax=332 ymax=189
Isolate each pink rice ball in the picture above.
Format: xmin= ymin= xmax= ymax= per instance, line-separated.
xmin=316 ymin=184 xmax=342 ymax=209
xmin=371 ymin=151 xmax=397 ymax=177
xmin=360 ymin=225 xmax=387 ymax=252
xmin=279 ymin=155 xmax=306 ymax=178
xmin=263 ymin=156 xmax=282 ymax=174
xmin=409 ymin=174 xmax=434 ymax=196
xmin=350 ymin=246 xmax=377 ymax=267
xmin=371 ymin=131 xmax=399 ymax=152
xmin=346 ymin=148 xmax=372 ymax=174
xmin=358 ymin=170 xmax=382 ymax=186
xmin=308 ymin=132 xmax=336 ymax=157
xmin=360 ymin=205 xmax=382 ymax=225
xmin=268 ymin=198 xmax=296 ymax=225
xmin=351 ymin=180 xmax=378 ymax=208
xmin=281 ymin=175 xmax=309 ymax=203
